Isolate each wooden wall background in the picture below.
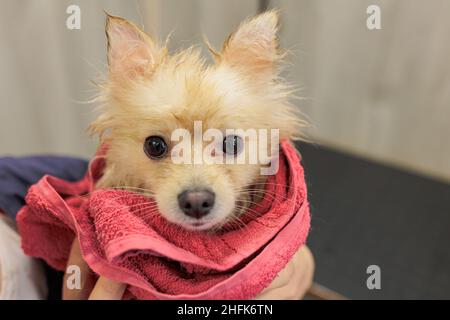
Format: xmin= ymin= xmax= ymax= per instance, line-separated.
xmin=273 ymin=0 xmax=450 ymax=183
xmin=1 ymin=0 xmax=449 ymax=182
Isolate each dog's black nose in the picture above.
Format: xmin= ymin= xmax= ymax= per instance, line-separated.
xmin=178 ymin=190 xmax=215 ymax=219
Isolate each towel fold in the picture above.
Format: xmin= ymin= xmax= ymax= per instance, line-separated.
xmin=17 ymin=140 xmax=310 ymax=300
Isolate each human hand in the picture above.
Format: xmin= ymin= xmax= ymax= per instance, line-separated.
xmin=62 ymin=238 xmax=126 ymax=300
xmin=63 ymin=239 xmax=314 ymax=300
xmin=255 ymin=246 xmax=315 ymax=300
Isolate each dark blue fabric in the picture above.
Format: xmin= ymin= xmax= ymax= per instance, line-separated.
xmin=0 ymin=156 xmax=88 ymax=219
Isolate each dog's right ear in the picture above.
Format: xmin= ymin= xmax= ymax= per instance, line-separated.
xmin=106 ymin=14 xmax=163 ymax=80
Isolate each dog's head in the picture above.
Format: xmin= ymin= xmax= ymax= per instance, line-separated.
xmin=91 ymin=11 xmax=304 ymax=231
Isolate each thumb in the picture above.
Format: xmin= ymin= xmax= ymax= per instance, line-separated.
xmin=88 ymin=276 xmax=126 ymax=300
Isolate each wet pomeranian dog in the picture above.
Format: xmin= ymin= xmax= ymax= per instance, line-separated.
xmin=90 ymin=10 xmax=305 ymax=232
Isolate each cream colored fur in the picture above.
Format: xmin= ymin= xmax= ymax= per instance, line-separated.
xmin=90 ymin=11 xmax=305 ymax=231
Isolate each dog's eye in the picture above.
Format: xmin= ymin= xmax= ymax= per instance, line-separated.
xmin=223 ymin=135 xmax=243 ymax=156
xmin=144 ymin=136 xmax=168 ymax=160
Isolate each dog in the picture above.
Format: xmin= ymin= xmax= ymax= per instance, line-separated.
xmin=90 ymin=10 xmax=305 ymax=232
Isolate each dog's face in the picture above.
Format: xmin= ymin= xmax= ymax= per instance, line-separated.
xmin=91 ymin=11 xmax=303 ymax=231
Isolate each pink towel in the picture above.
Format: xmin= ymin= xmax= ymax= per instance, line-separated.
xmin=17 ymin=140 xmax=310 ymax=300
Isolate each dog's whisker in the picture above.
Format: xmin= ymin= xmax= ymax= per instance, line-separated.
xmin=108 ymin=186 xmax=156 ymax=195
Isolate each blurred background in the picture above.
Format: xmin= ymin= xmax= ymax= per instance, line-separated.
xmin=1 ymin=0 xmax=449 ymax=299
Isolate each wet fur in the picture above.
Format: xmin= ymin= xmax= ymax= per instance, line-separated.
xmin=90 ymin=10 xmax=306 ymax=231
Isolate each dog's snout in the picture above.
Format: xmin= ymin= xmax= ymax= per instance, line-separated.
xmin=178 ymin=190 xmax=215 ymax=219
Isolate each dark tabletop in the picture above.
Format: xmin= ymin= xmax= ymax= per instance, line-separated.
xmin=297 ymin=142 xmax=450 ymax=299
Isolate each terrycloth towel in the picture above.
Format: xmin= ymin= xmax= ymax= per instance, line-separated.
xmin=17 ymin=140 xmax=310 ymax=300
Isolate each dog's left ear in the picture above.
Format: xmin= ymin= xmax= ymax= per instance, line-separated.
xmin=219 ymin=10 xmax=281 ymax=80
xmin=106 ymin=14 xmax=163 ymax=80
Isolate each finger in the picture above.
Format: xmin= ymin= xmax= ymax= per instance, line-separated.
xmin=255 ymin=265 xmax=299 ymax=300
xmin=62 ymin=238 xmax=96 ymax=300
xmin=277 ymin=246 xmax=314 ymax=299
xmin=255 ymin=246 xmax=314 ymax=300
xmin=296 ymin=246 xmax=315 ymax=296
xmin=88 ymin=276 xmax=126 ymax=300
xmin=258 ymin=259 xmax=295 ymax=295
xmin=285 ymin=246 xmax=315 ymax=299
